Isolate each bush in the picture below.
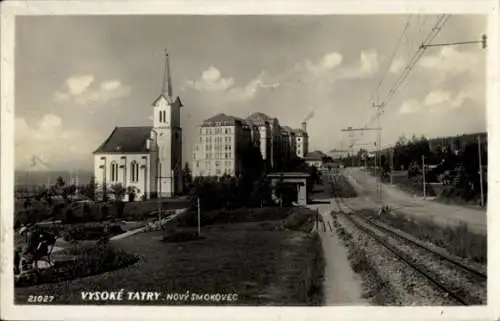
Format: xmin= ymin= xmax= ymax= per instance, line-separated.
xmin=15 ymin=244 xmax=138 ymax=287
xmin=64 ymin=223 xmax=125 ymax=241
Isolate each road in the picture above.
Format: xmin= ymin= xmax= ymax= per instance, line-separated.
xmin=343 ymin=167 xmax=486 ymax=235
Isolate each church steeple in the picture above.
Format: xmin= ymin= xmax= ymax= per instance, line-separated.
xmin=161 ymin=49 xmax=173 ymax=101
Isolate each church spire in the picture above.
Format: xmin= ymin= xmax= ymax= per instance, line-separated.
xmin=161 ymin=49 xmax=173 ymax=100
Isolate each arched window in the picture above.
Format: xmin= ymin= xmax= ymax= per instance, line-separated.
xmin=159 ymin=110 xmax=163 ymax=123
xmin=130 ymin=161 xmax=139 ymax=182
xmin=110 ymin=162 xmax=118 ymax=182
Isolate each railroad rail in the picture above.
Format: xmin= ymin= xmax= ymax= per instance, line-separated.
xmin=327 ymin=171 xmax=486 ymax=306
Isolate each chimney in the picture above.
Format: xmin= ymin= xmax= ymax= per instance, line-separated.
xmin=301 ymin=121 xmax=307 ymax=133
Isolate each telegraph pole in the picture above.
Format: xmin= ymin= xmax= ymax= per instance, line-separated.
xmin=478 ymin=135 xmax=485 ymax=208
xmin=389 ymin=148 xmax=394 ymax=185
xmin=422 ymin=155 xmax=426 ymax=199
xmin=373 ymin=102 xmax=384 ymax=206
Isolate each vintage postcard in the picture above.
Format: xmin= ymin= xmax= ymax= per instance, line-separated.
xmin=1 ymin=0 xmax=499 ymax=320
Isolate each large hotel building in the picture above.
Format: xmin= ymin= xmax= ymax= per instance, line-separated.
xmin=192 ymin=112 xmax=309 ymax=178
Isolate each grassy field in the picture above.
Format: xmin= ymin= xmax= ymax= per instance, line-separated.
xmin=15 ymin=206 xmax=324 ymax=305
xmin=369 ymin=210 xmax=486 ymax=264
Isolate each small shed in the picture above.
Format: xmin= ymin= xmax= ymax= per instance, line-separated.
xmin=266 ymin=172 xmax=311 ymax=206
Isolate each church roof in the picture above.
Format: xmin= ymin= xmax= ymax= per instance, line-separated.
xmin=151 ymin=95 xmax=183 ymax=108
xmin=93 ymin=126 xmax=153 ymax=154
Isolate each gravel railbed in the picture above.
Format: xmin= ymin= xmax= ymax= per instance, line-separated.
xmin=367 ymin=212 xmax=487 ymax=275
xmin=351 ymin=215 xmax=486 ymax=305
xmin=332 ymin=213 xmax=396 ymax=305
xmin=335 ymin=213 xmax=457 ymax=305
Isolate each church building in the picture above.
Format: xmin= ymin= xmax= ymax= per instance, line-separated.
xmin=92 ymin=51 xmax=183 ymax=200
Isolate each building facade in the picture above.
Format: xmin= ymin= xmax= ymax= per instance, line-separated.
xmin=294 ymin=122 xmax=309 ymax=159
xmin=193 ymin=112 xmax=310 ymax=178
xmin=192 ymin=113 xmax=255 ymax=177
xmin=93 ymin=51 xmax=183 ymax=200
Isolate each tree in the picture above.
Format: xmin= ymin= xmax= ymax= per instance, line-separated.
xmin=127 ymin=186 xmax=137 ymax=202
xmin=82 ymin=176 xmax=97 ymax=201
xmin=237 ymin=145 xmax=264 ymax=206
xmin=183 ymin=162 xmax=193 ymax=194
xmin=56 ymin=176 xmax=65 ymax=189
xmin=110 ymin=183 xmax=126 ymax=201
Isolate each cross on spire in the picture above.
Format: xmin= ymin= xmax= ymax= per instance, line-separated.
xmin=161 ymin=48 xmax=173 ymax=99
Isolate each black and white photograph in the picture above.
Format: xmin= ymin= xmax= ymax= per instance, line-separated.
xmin=1 ymin=1 xmax=499 ymax=320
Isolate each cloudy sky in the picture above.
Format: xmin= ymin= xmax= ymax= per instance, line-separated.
xmin=15 ymin=14 xmax=486 ymax=170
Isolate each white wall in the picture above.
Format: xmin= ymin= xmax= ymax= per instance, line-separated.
xmin=94 ymin=153 xmax=151 ymax=200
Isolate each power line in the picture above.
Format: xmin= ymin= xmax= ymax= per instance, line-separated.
xmin=383 ymin=14 xmax=450 ymax=107
xmin=348 ymin=14 xmax=450 ymax=151
xmin=373 ymin=17 xmax=411 ymax=102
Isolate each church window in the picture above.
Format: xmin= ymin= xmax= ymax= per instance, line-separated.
xmin=159 ymin=110 xmax=163 ymax=123
xmin=110 ymin=162 xmax=119 ymax=182
xmin=131 ymin=161 xmax=139 ymax=182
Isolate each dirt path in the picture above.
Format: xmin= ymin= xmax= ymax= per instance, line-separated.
xmin=308 ymin=201 xmax=368 ymax=305
xmin=344 ymin=168 xmax=486 ymax=235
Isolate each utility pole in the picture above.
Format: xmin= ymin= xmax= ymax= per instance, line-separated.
xmin=197 ymin=196 xmax=201 ymax=236
xmin=390 ymin=148 xmax=394 ymax=185
xmin=478 ymin=135 xmax=485 ymax=208
xmin=422 ymin=155 xmax=426 ymax=199
xmin=373 ymin=102 xmax=384 ymax=206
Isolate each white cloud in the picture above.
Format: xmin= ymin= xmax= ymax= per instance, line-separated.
xmin=66 ymin=74 xmax=94 ymax=95
xmin=304 ymin=52 xmax=343 ymax=75
xmin=338 ymin=49 xmax=380 ymax=79
xmin=15 ymin=114 xmax=95 ymax=169
xmin=190 ymin=66 xmax=235 ymax=92
xmin=389 ymin=58 xmax=405 ymax=74
xmin=54 ymin=75 xmax=131 ymax=107
xmin=424 ymin=90 xmax=452 ymax=106
xmin=360 ymin=49 xmax=379 ymax=76
xmin=101 ymin=80 xmax=121 ymax=91
xmin=399 ymin=99 xmax=423 ymax=114
xmin=184 ymin=67 xmax=279 ymax=102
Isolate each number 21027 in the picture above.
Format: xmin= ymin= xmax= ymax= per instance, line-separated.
xmin=27 ymin=295 xmax=54 ymax=303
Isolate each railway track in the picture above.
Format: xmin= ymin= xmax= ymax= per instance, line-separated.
xmin=327 ymin=171 xmax=487 ymax=306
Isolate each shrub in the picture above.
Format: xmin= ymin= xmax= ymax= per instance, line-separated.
xmin=115 ymin=201 xmax=125 ymax=219
xmin=101 ymin=205 xmax=109 ymax=220
xmin=15 ymin=244 xmax=138 ymax=287
xmin=64 ymin=223 xmax=125 ymax=241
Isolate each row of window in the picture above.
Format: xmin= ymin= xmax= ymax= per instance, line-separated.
xmin=204 ymin=153 xmax=232 ymax=160
xmin=200 ymin=128 xmax=232 ymax=135
xmin=201 ymin=136 xmax=233 ymax=143
xmin=109 ymin=161 xmax=140 ymax=183
xmin=195 ymin=160 xmax=233 ymax=168
xmin=197 ymin=168 xmax=233 ymax=176
xmin=204 ymin=144 xmax=233 ymax=151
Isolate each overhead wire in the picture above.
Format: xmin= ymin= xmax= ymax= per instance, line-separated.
xmin=348 ymin=14 xmax=450 ymax=153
